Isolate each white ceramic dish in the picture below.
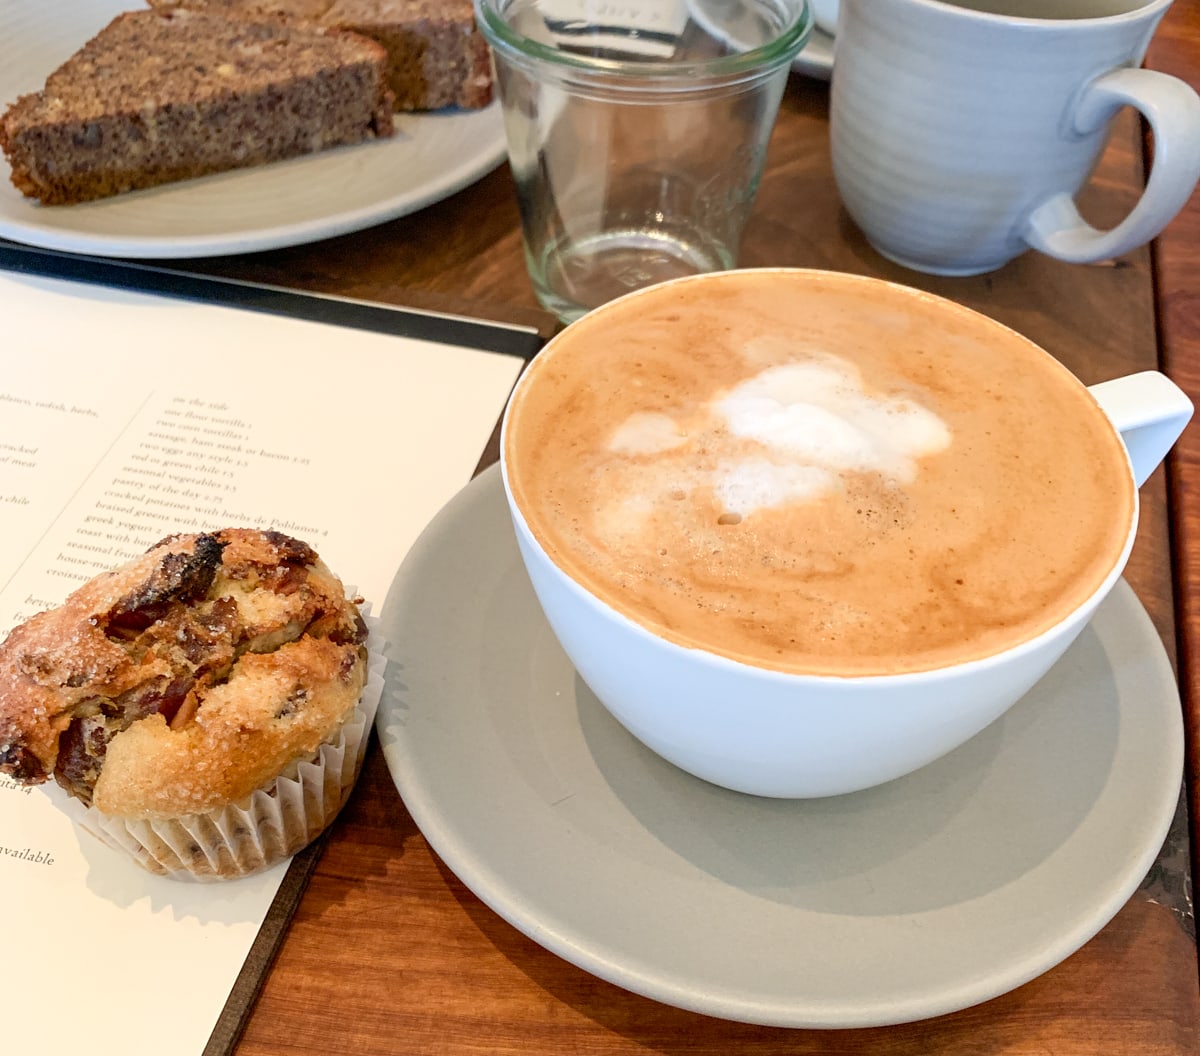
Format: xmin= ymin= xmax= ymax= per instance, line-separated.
xmin=685 ymin=0 xmax=832 ymax=81
xmin=0 ymin=0 xmax=507 ymax=258
xmin=809 ymin=0 xmax=839 ymax=35
xmin=377 ymin=464 xmax=1183 ymax=1029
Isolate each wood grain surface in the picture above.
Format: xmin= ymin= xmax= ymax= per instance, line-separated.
xmin=1151 ymin=0 xmax=1200 ymax=904
xmin=158 ymin=4 xmax=1200 ymax=1052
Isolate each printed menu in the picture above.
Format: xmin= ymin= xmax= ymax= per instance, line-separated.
xmin=0 ymin=267 xmax=530 ymax=1055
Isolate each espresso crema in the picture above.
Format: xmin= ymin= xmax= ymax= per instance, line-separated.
xmin=503 ymin=271 xmax=1136 ymax=676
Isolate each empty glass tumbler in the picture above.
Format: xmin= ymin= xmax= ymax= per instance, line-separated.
xmin=477 ymin=0 xmax=812 ymax=321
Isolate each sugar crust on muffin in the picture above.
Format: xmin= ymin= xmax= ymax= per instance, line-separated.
xmin=0 ymin=528 xmax=368 ymax=820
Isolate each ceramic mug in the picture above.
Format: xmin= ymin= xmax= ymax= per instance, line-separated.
xmin=830 ymin=0 xmax=1200 ymax=276
xmin=500 ymin=268 xmax=1193 ymax=798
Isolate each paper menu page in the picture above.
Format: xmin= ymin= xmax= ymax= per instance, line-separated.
xmin=0 ymin=272 xmax=526 ymax=627
xmin=1 ymin=772 xmax=292 ymax=1053
xmin=0 ymin=270 xmax=527 ymax=1054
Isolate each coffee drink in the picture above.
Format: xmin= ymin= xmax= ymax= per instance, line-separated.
xmin=501 ymin=268 xmax=1184 ymax=797
xmin=503 ymin=270 xmax=1135 ymax=677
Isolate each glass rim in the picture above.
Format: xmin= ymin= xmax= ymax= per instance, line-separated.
xmin=475 ymin=0 xmax=814 ymax=82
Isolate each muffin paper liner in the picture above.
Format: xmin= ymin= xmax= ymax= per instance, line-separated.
xmin=69 ymin=609 xmax=384 ymax=881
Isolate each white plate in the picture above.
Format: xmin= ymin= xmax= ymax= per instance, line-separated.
xmin=793 ymin=23 xmax=834 ymax=80
xmin=809 ymin=0 xmax=839 ymax=35
xmin=377 ymin=464 xmax=1184 ymax=1029
xmin=0 ymin=0 xmax=507 ymax=258
xmin=684 ymin=0 xmax=833 ymax=81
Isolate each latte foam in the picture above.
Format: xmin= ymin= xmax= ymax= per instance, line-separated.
xmin=607 ymin=351 xmax=953 ymax=519
xmin=504 ymin=270 xmax=1135 ymax=676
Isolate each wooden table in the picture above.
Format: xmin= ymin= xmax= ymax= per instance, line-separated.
xmin=170 ymin=4 xmax=1200 ymax=1052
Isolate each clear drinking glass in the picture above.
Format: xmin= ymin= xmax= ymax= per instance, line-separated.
xmin=477 ymin=0 xmax=812 ymax=321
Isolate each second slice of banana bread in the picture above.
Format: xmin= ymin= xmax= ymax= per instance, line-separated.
xmin=146 ymin=0 xmax=495 ymax=111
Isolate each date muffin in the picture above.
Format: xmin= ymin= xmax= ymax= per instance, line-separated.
xmin=0 ymin=528 xmax=376 ymax=880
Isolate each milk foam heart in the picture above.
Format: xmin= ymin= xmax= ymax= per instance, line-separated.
xmin=605 ymin=354 xmax=952 ymax=519
xmin=717 ymin=358 xmax=951 ymax=485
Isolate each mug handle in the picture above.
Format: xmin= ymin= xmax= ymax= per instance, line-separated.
xmin=1023 ymin=67 xmax=1200 ymax=264
xmin=1088 ymin=371 xmax=1193 ymax=487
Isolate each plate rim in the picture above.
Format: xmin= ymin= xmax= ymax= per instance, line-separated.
xmin=793 ymin=24 xmax=834 ymax=79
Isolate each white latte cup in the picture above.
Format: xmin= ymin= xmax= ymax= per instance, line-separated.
xmin=829 ymin=0 xmax=1200 ymax=276
xmin=499 ymin=269 xmax=1193 ymax=798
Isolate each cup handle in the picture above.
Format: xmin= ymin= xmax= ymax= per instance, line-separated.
xmin=1088 ymin=371 xmax=1193 ymax=487
xmin=1023 ymin=67 xmax=1200 ymax=264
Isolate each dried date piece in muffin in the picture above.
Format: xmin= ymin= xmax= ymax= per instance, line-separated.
xmin=0 ymin=528 xmax=375 ymax=879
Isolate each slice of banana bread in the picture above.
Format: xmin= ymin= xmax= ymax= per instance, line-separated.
xmin=320 ymin=0 xmax=493 ymax=111
xmin=147 ymin=0 xmax=495 ymax=111
xmin=0 ymin=8 xmax=395 ymax=205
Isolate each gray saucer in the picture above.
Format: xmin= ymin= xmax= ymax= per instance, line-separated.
xmin=377 ymin=464 xmax=1183 ymax=1028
